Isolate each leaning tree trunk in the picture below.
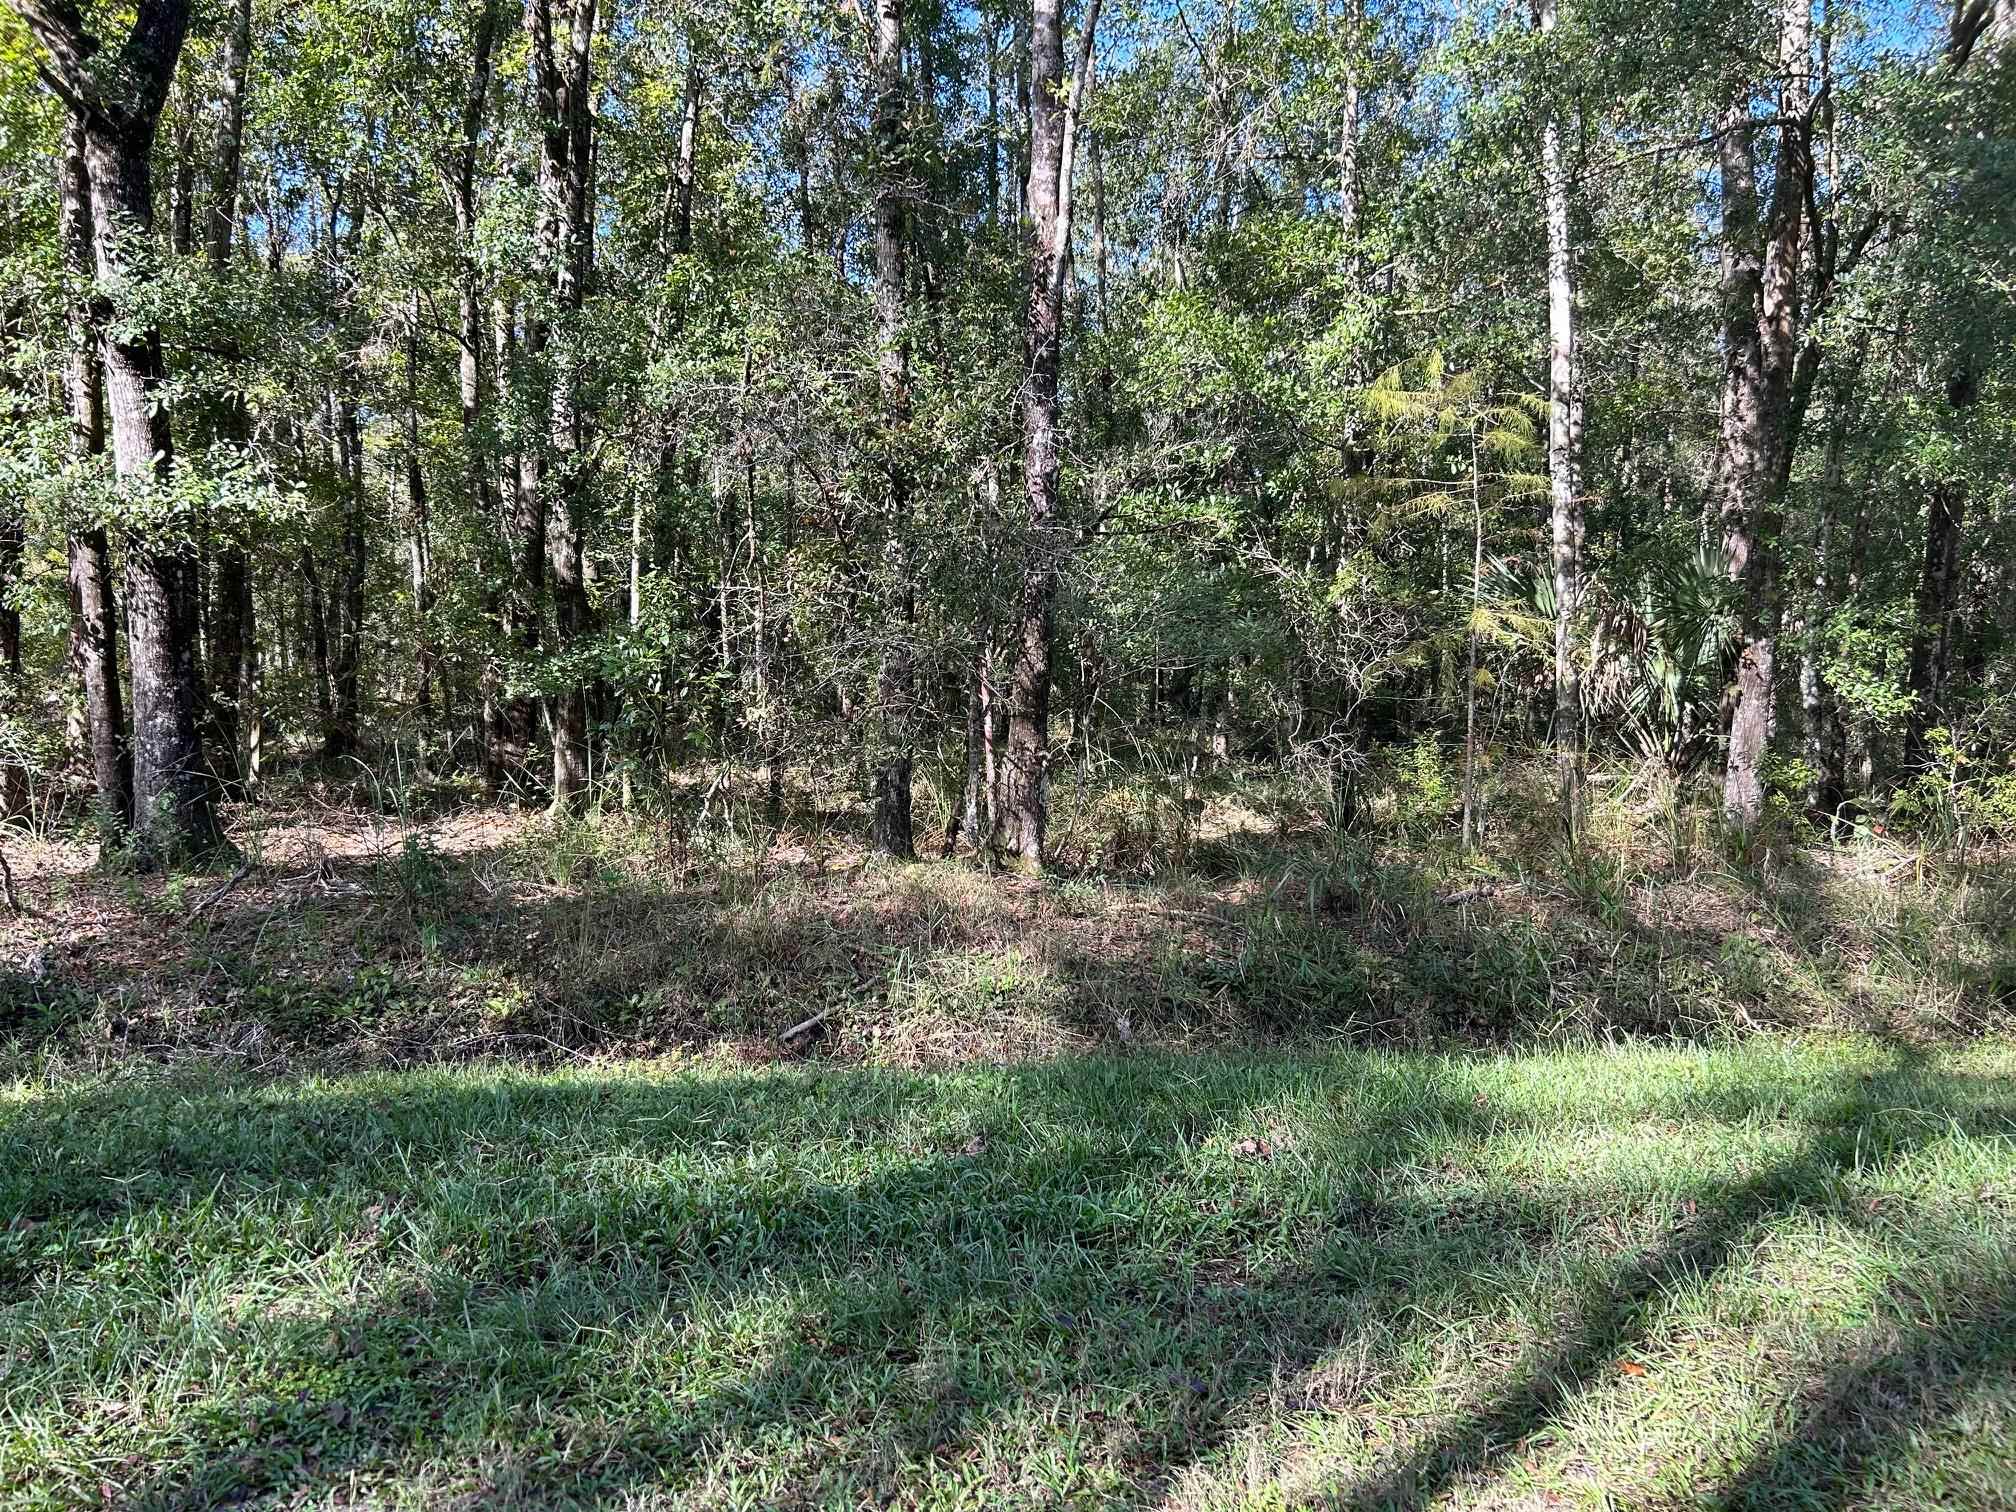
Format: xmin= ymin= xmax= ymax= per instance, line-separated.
xmin=58 ymin=119 xmax=132 ymax=824
xmin=868 ymin=0 xmax=916 ymax=858
xmin=996 ymin=0 xmax=1102 ymax=870
xmin=1534 ymin=0 xmax=1584 ymax=844
xmin=21 ymin=0 xmax=222 ymax=860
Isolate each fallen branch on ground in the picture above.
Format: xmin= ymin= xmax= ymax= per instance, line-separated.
xmin=189 ymin=861 xmax=254 ymax=921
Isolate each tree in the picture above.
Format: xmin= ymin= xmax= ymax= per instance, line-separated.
xmin=997 ymin=0 xmax=1101 ymax=870
xmin=13 ymin=0 xmax=222 ymax=860
xmin=868 ymin=0 xmax=915 ymax=859
xmin=529 ymin=0 xmax=600 ymax=809
xmin=1713 ymin=0 xmax=1811 ymax=836
xmin=58 ymin=115 xmax=129 ymax=825
xmin=1533 ymin=0 xmax=1583 ymax=844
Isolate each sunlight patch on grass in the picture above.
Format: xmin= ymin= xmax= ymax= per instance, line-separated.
xmin=2 ymin=1040 xmax=2013 ymax=1508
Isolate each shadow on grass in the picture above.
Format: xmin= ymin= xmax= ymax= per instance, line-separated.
xmin=1328 ymin=1056 xmax=1970 ymax=1510
xmin=3 ymin=1050 xmax=2011 ymax=1508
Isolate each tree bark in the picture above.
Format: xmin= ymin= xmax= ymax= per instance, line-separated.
xmin=1799 ymin=368 xmax=1857 ymax=817
xmin=19 ymin=0 xmax=220 ymax=859
xmin=63 ymin=251 xmax=131 ymax=827
xmin=0 ymin=442 xmax=20 ymax=821
xmin=447 ymin=0 xmax=505 ymax=787
xmin=301 ymin=544 xmax=335 ymax=742
xmin=407 ymin=291 xmax=437 ymax=728
xmin=996 ymin=0 xmax=1102 ymax=870
xmin=1714 ymin=0 xmax=1810 ymax=836
xmin=494 ymin=296 xmax=544 ymax=784
xmin=529 ymin=0 xmax=598 ymax=809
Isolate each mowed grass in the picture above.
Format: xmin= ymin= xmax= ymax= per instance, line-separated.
xmin=3 ymin=1040 xmax=2015 ymax=1510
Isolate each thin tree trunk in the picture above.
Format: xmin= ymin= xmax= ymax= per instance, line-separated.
xmin=997 ymin=0 xmax=1103 ymax=870
xmin=1461 ymin=433 xmax=1483 ymax=849
xmin=326 ymin=389 xmax=368 ymax=761
xmin=1534 ymin=0 xmax=1584 ymax=843
xmin=407 ymin=291 xmax=436 ymax=730
xmin=447 ymin=0 xmax=504 ymax=787
xmin=1337 ymin=0 xmax=1360 ymax=236
xmin=869 ymin=0 xmax=915 ymax=858
xmin=492 ymin=295 xmax=543 ymax=784
xmin=948 ymin=618 xmax=993 ymax=853
xmin=301 ymin=545 xmax=335 ymax=739
xmin=1906 ymin=469 xmax=1968 ymax=764
xmin=1800 ymin=371 xmax=1856 ymax=817
xmin=0 ymin=433 xmax=20 ymax=820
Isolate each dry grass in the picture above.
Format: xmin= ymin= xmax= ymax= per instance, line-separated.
xmin=3 ymin=760 xmax=2011 ymax=1076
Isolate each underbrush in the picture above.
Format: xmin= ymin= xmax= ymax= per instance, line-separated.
xmin=1 ymin=757 xmax=2009 ymax=1076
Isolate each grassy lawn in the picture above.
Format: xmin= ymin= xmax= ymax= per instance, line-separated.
xmin=4 ymin=1039 xmax=2014 ymax=1509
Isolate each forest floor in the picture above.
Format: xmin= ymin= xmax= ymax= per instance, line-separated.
xmin=1 ymin=763 xmax=2010 ymax=1069
xmin=3 ymin=768 xmax=2015 ymax=1506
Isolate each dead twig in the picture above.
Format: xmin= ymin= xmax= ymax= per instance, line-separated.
xmin=188 ymin=861 xmax=254 ymax=922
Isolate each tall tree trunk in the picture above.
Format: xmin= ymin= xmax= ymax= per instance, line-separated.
xmin=1461 ymin=434 xmax=1484 ymax=849
xmin=204 ymin=0 xmax=250 ymax=271
xmin=1534 ymin=0 xmax=1584 ymax=843
xmin=493 ymin=296 xmax=543 ymax=785
xmin=530 ymin=0 xmax=598 ymax=810
xmin=407 ymin=292 xmax=437 ymax=730
xmin=448 ymin=0 xmax=504 ymax=787
xmin=869 ymin=0 xmax=915 ymax=858
xmin=1715 ymin=0 xmax=1810 ymax=836
xmin=62 ymin=131 xmax=131 ymax=823
xmin=947 ymin=618 xmax=994 ymax=853
xmin=301 ymin=545 xmax=335 ymax=741
xmin=1800 ymin=370 xmax=1856 ymax=817
xmin=21 ymin=0 xmax=220 ymax=860
xmin=0 ymin=428 xmax=20 ymax=821
xmin=996 ymin=0 xmax=1102 ymax=870
xmin=200 ymin=0 xmax=253 ymax=787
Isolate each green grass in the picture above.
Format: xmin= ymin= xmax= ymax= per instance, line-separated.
xmin=5 ymin=1039 xmax=2015 ymax=1509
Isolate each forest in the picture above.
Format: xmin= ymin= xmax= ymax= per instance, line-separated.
xmin=1 ymin=0 xmax=2014 ymax=1506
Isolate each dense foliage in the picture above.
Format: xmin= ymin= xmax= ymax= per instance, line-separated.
xmin=0 ymin=0 xmax=2011 ymax=863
